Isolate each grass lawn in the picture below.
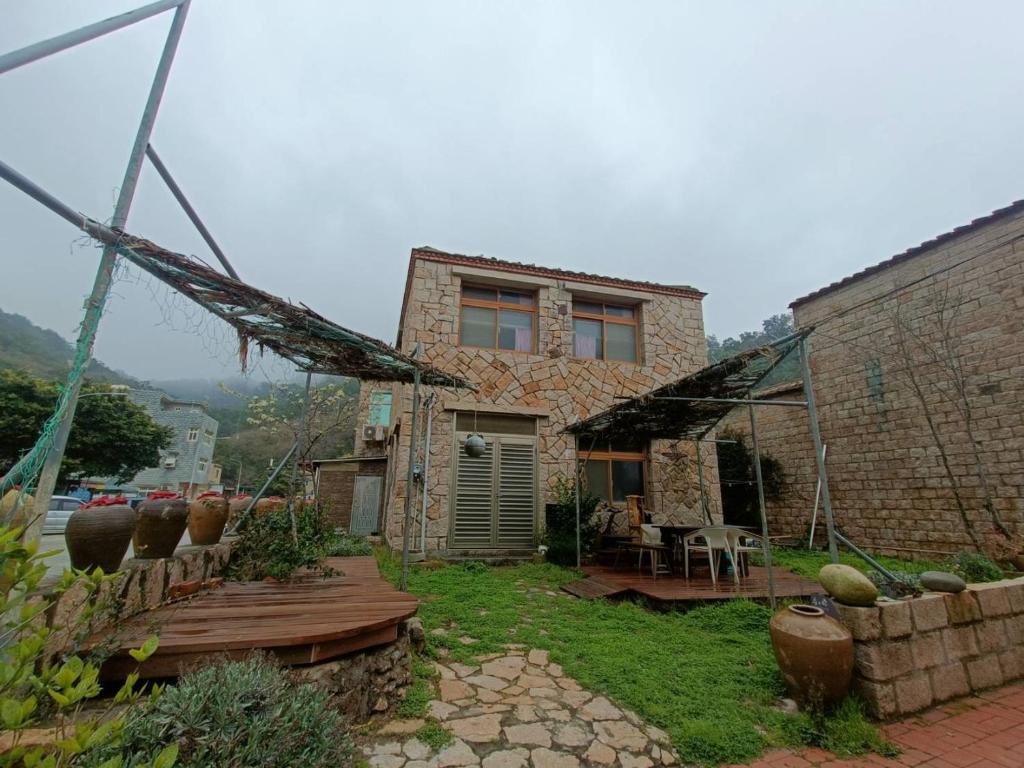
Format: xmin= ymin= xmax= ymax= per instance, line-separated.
xmin=765 ymin=548 xmax=946 ymax=580
xmin=377 ymin=550 xmax=893 ymax=767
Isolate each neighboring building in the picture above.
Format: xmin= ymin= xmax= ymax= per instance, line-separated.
xmin=351 ymin=246 xmax=718 ymax=555
xmin=727 ymin=200 xmax=1024 ymax=556
xmin=89 ymin=389 xmax=220 ymax=498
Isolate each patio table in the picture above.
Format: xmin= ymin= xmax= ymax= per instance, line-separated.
xmin=656 ymin=524 xmax=756 ymax=576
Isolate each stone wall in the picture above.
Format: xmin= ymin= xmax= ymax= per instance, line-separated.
xmin=836 ymin=578 xmax=1024 ymax=719
xmin=360 ymin=250 xmax=720 ymax=554
xmin=790 ymin=206 xmax=1024 ymax=555
xmin=39 ymin=542 xmax=233 ymax=657
xmin=297 ymin=617 xmax=422 ymax=722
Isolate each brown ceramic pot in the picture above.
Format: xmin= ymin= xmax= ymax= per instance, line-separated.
xmin=255 ymin=496 xmax=286 ymax=517
xmin=227 ymin=494 xmax=252 ymax=527
xmin=65 ymin=503 xmax=135 ymax=572
xmin=769 ymin=604 xmax=854 ymax=709
xmin=133 ymin=496 xmax=189 ymax=558
xmin=187 ymin=494 xmax=229 ymax=545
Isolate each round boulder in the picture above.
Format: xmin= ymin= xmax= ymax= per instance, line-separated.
xmin=818 ymin=563 xmax=878 ymax=606
xmin=920 ymin=570 xmax=966 ymax=593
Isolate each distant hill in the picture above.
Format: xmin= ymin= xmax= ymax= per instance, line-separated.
xmin=0 ymin=309 xmax=139 ymax=385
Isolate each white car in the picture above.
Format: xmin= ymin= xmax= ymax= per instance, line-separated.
xmin=42 ymin=496 xmax=84 ymax=535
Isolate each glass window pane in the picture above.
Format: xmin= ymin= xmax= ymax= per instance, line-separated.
xmin=606 ymin=322 xmax=637 ymax=362
xmin=460 ymin=305 xmax=496 ymax=347
xmin=573 ymin=300 xmax=603 ymax=315
xmin=605 ymin=304 xmax=635 ymax=318
xmin=500 ymin=290 xmax=534 ymax=306
xmin=498 ymin=310 xmax=534 ymax=352
xmin=368 ymin=391 xmax=392 ymax=426
xmin=611 ymin=460 xmax=644 ymax=502
xmin=573 ymin=318 xmax=603 ymax=359
xmin=463 ymin=286 xmax=497 ymax=302
xmin=583 ymin=460 xmax=610 ymax=501
xmin=609 ymin=438 xmax=644 ymax=454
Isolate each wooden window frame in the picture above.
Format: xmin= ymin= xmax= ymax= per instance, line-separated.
xmin=459 ymin=284 xmax=537 ymax=353
xmin=581 ymin=443 xmax=646 ymax=503
xmin=571 ymin=301 xmax=639 ymax=363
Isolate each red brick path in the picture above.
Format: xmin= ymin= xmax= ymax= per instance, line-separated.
xmin=732 ymin=683 xmax=1024 ymax=768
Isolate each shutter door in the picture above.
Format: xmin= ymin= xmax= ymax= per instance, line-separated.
xmin=496 ymin=440 xmax=536 ymax=547
xmin=452 ymin=437 xmax=495 ymax=547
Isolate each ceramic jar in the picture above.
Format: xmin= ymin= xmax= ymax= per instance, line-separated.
xmin=254 ymin=496 xmax=286 ymax=517
xmin=769 ymin=604 xmax=854 ymax=709
xmin=65 ymin=497 xmax=135 ymax=572
xmin=227 ymin=494 xmax=251 ymax=527
xmin=187 ymin=492 xmax=229 ymax=545
xmin=133 ymin=494 xmax=189 ymax=558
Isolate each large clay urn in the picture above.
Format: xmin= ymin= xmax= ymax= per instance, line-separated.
xmin=227 ymin=494 xmax=251 ymax=527
xmin=769 ymin=604 xmax=854 ymax=709
xmin=254 ymin=496 xmax=286 ymax=517
xmin=188 ymin=492 xmax=229 ymax=545
xmin=65 ymin=495 xmax=135 ymax=572
xmin=133 ymin=492 xmax=189 ymax=558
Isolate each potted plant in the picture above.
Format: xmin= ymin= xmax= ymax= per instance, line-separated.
xmin=65 ymin=494 xmax=135 ymax=572
xmin=133 ymin=491 xmax=189 ymax=558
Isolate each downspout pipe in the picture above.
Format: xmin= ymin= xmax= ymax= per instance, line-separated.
xmin=419 ymin=394 xmax=434 ymax=553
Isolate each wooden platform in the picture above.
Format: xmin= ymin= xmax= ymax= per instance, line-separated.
xmin=564 ymin=564 xmax=823 ymax=605
xmin=96 ymin=556 xmax=417 ymax=680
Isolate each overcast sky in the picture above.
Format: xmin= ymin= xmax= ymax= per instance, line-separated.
xmin=1 ymin=1 xmax=1022 ymax=381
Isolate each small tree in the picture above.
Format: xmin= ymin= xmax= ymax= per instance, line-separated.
xmin=715 ymin=427 xmax=784 ymax=528
xmin=544 ymin=475 xmax=601 ymax=566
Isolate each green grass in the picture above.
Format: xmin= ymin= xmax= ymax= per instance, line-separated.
xmin=764 ymin=548 xmax=947 ymax=580
xmin=416 ymin=721 xmax=454 ymax=751
xmin=378 ymin=551 xmax=895 ymax=766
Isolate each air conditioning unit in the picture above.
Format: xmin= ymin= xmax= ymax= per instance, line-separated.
xmin=163 ymin=455 xmax=177 ymax=468
xmin=362 ymin=424 xmax=388 ymax=442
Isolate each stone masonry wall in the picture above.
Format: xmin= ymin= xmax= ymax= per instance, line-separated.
xmin=718 ymin=381 xmax=818 ymax=539
xmin=363 ymin=253 xmax=720 ymax=553
xmin=39 ymin=542 xmax=233 ymax=658
xmin=836 ymin=577 xmax=1024 ymax=719
xmin=789 ymin=208 xmax=1024 ymax=556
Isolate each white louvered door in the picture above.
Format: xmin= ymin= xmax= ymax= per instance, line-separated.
xmin=453 ymin=433 xmax=536 ymax=548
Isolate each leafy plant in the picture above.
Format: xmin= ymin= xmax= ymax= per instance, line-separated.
xmin=324 ymin=533 xmax=372 ymax=558
xmin=948 ymin=552 xmax=1004 ymax=583
xmin=415 ymin=721 xmax=452 ymax=751
xmin=867 ymin=570 xmax=920 ymax=599
xmin=544 ymin=475 xmax=600 ymax=566
xmin=90 ymin=654 xmax=351 ymax=768
xmin=716 ymin=427 xmax=785 ymax=528
xmin=0 ymin=525 xmax=167 ymax=768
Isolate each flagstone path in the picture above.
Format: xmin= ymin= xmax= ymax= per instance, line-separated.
xmin=361 ymin=646 xmax=679 ymax=768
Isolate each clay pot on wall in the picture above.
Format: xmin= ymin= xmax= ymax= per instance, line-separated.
xmin=65 ymin=495 xmax=135 ymax=572
xmin=188 ymin=492 xmax=229 ymax=545
xmin=133 ymin=493 xmax=189 ymax=558
xmin=769 ymin=604 xmax=854 ymax=709
xmin=254 ymin=496 xmax=286 ymax=517
xmin=227 ymin=494 xmax=251 ymax=527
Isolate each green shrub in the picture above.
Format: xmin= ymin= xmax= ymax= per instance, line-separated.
xmin=544 ymin=475 xmax=600 ymax=566
xmin=867 ymin=569 xmax=920 ymax=599
xmin=782 ymin=698 xmax=898 ymax=758
xmin=96 ymin=654 xmax=351 ymax=768
xmin=325 ymin=533 xmax=372 ymax=558
xmin=416 ymin=721 xmax=453 ymax=751
xmin=948 ymin=552 xmax=1004 ymax=583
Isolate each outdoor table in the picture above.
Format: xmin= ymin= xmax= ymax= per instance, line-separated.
xmin=656 ymin=524 xmax=756 ymax=576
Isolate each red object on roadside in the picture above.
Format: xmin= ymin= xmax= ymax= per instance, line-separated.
xmin=79 ymin=494 xmax=129 ymax=509
xmin=146 ymin=490 xmax=181 ymax=500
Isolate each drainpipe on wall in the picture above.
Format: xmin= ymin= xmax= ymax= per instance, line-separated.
xmin=419 ymin=393 xmax=434 ymax=554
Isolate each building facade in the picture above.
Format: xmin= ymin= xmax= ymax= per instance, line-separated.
xmin=124 ymin=390 xmax=219 ymax=498
xmin=353 ymin=247 xmax=718 ymax=555
xmin=725 ymin=201 xmax=1024 ymax=557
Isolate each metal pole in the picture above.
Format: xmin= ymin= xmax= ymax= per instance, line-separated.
xmin=799 ymin=336 xmax=840 ymax=563
xmin=228 ymin=441 xmax=298 ymax=534
xmin=808 ymin=443 xmax=827 ymax=549
xmin=694 ymin=439 xmax=711 ymax=525
xmin=747 ymin=402 xmax=776 ymax=609
xmin=23 ymin=1 xmax=192 ymax=546
xmin=400 ymin=346 xmax=423 ymax=591
xmin=574 ymin=437 xmax=582 ymax=569
xmin=835 ymin=531 xmax=899 ymax=582
xmin=654 ymin=396 xmax=808 ymax=407
xmin=0 ymin=0 xmax=185 ymax=75
xmin=287 ymin=371 xmax=313 ymax=545
xmin=144 ymin=144 xmax=241 ymax=280
xmin=419 ymin=394 xmax=434 ymax=553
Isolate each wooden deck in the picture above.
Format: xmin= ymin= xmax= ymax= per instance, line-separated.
xmin=566 ymin=564 xmax=823 ymax=605
xmin=96 ymin=556 xmax=417 ymax=680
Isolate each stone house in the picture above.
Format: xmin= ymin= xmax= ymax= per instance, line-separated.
xmin=349 ymin=246 xmax=719 ymax=556
xmin=724 ymin=200 xmax=1024 ymax=557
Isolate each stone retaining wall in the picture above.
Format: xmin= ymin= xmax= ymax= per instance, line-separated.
xmin=39 ymin=542 xmax=233 ymax=657
xmin=836 ymin=577 xmax=1024 ymax=719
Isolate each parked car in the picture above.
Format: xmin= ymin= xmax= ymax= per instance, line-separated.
xmin=42 ymin=496 xmax=84 ymax=535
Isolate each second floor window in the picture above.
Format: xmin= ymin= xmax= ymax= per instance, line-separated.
xmin=186 ymin=428 xmax=199 ymax=442
xmin=459 ymin=285 xmax=535 ymax=353
xmin=572 ymin=300 xmax=639 ymax=362
xmin=368 ymin=391 xmax=392 ymax=426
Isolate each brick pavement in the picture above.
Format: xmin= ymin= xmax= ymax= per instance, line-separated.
xmin=733 ymin=683 xmax=1024 ymax=768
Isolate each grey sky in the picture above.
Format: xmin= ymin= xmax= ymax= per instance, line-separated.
xmin=1 ymin=1 xmax=1022 ymax=381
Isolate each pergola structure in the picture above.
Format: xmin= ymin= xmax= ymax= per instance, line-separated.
xmin=565 ymin=331 xmax=851 ymax=607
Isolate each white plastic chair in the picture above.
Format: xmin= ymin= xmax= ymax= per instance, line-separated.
xmin=727 ymin=528 xmax=765 ymax=578
xmin=682 ymin=526 xmax=736 ymax=586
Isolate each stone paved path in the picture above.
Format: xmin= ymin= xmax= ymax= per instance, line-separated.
xmin=732 ymin=682 xmax=1024 ymax=768
xmin=363 ymin=646 xmax=678 ymax=768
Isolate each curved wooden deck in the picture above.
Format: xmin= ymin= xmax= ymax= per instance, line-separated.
xmin=97 ymin=556 xmax=417 ymax=680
